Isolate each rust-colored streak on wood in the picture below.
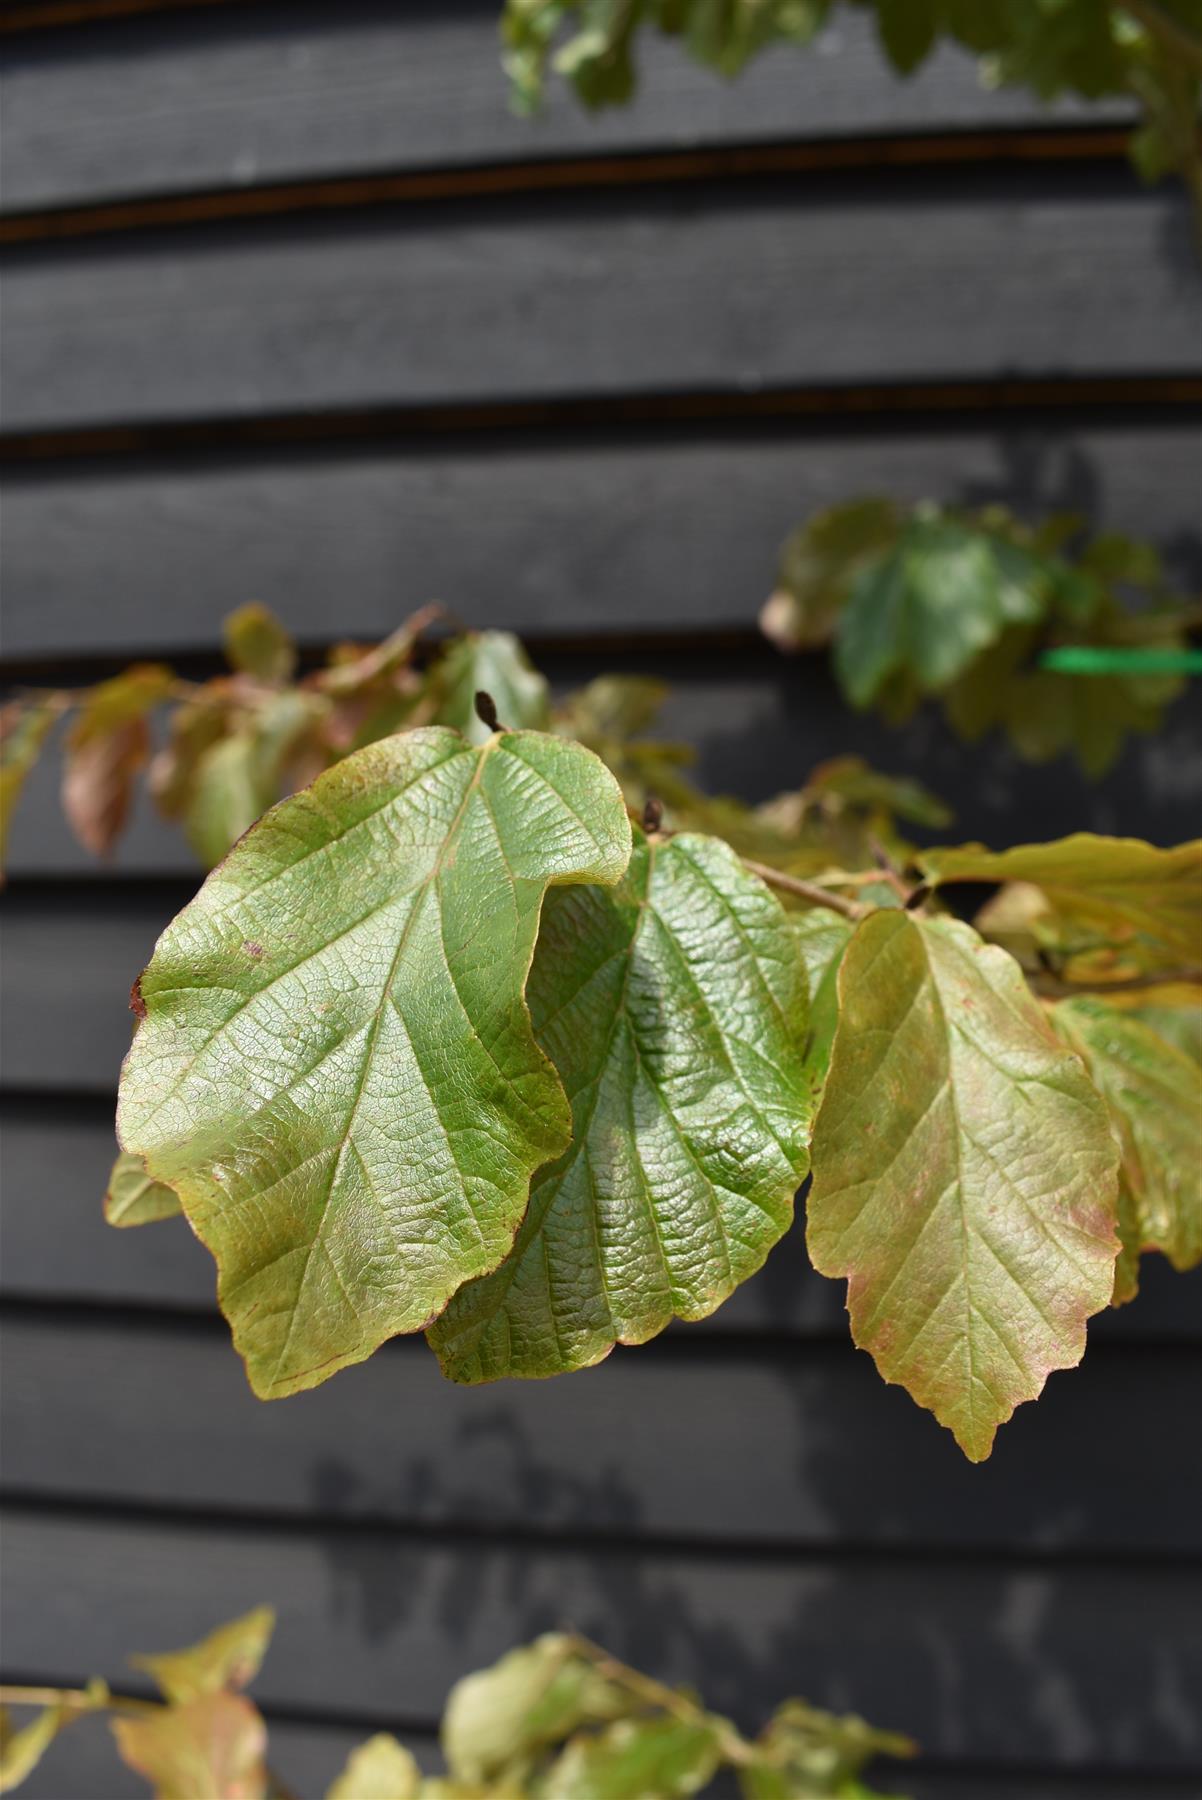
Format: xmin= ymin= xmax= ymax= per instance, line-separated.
xmin=1 ymin=377 xmax=1199 ymax=467
xmin=0 ymin=129 xmax=1133 ymax=246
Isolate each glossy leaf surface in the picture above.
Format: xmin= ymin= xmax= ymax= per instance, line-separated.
xmin=118 ymin=729 xmax=631 ymax=1397
xmin=431 ymin=832 xmax=813 ymax=1382
xmin=808 ymin=912 xmax=1119 ymax=1460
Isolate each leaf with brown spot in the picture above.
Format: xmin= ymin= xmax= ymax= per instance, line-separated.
xmin=62 ymin=665 xmax=173 ymax=857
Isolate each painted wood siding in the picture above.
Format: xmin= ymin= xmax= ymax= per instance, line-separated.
xmin=2 ymin=6 xmax=1200 ymax=1796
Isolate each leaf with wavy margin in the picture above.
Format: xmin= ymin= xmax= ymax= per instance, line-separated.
xmin=118 ymin=728 xmax=631 ymax=1398
xmin=807 ymin=911 xmax=1119 ymax=1460
xmin=431 ymin=832 xmax=812 ymax=1382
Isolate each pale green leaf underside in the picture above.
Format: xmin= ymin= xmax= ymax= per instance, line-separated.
xmin=442 ymin=1635 xmax=633 ymax=1786
xmin=430 ymin=832 xmax=813 ymax=1382
xmin=117 ymin=728 xmax=631 ymax=1398
xmin=326 ymin=1734 xmax=422 ymax=1800
xmin=808 ymin=912 xmax=1119 ymax=1461
xmin=1052 ymin=998 xmax=1202 ymax=1285
xmin=103 ymin=1149 xmax=183 ymax=1228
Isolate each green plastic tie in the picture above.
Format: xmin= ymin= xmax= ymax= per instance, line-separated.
xmin=1039 ymin=647 xmax=1202 ymax=676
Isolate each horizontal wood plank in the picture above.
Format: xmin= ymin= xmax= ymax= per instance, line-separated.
xmin=4 ymin=1105 xmax=1199 ymax=1340
xmin=4 ymin=420 xmax=1200 ymax=661
xmin=0 ymin=3 xmax=1124 ymax=216
xmin=4 ymin=170 xmax=1197 ymax=434
xmin=3 ymin=1509 xmax=1199 ymax=1768
xmin=3 ymin=1309 xmax=1200 ymax=1553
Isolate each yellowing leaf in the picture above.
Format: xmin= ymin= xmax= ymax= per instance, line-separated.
xmin=0 ymin=695 xmax=67 ymax=873
xmin=104 ymin=1149 xmax=183 ymax=1228
xmin=808 ymin=912 xmax=1119 ymax=1461
xmin=0 ymin=1682 xmax=107 ymax=1794
xmin=430 ymin=833 xmax=813 ymax=1381
xmin=118 ymin=728 xmax=631 ymax=1398
xmin=544 ymin=1715 xmax=724 ymax=1798
xmin=326 ymin=1734 xmax=422 ymax=1800
xmin=918 ymin=835 xmax=1202 ymax=968
xmin=129 ymin=1607 xmax=275 ymax=1703
xmin=442 ymin=1635 xmax=633 ymax=1786
xmin=112 ymin=1692 xmax=267 ymax=1800
xmin=1052 ymin=999 xmax=1202 ymax=1297
xmin=223 ymin=605 xmax=297 ymax=685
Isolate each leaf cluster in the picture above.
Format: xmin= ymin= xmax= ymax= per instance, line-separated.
xmin=0 ymin=1613 xmax=915 ymax=1799
xmin=104 ymin=655 xmax=1200 ymax=1458
xmin=761 ymin=500 xmax=1201 ymax=775
xmin=499 ymin=0 xmax=1202 ymax=234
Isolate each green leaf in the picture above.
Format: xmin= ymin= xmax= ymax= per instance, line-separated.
xmin=223 ymin=604 xmax=297 ymax=685
xmin=801 ymin=756 xmax=952 ymax=831
xmin=875 ymin=0 xmax=937 ymax=72
xmin=791 ymin=911 xmax=854 ymax=1090
xmin=0 ymin=1683 xmax=107 ymax=1795
xmin=429 ymin=631 xmax=551 ymax=744
xmin=1052 ymin=999 xmax=1202 ymax=1294
xmin=111 ymin=1692 xmax=267 ymax=1800
xmin=918 ymin=835 xmax=1202 ymax=968
xmin=430 ymin=831 xmax=813 ymax=1381
xmin=0 ymin=696 xmax=66 ymax=873
xmin=442 ymin=1634 xmax=634 ymax=1786
xmin=184 ymin=691 xmax=318 ymax=868
xmin=104 ymin=1149 xmax=183 ymax=1228
xmin=129 ymin=1607 xmax=275 ymax=1703
xmin=543 ymin=1715 xmax=724 ymax=1798
xmin=739 ymin=1698 xmax=915 ymax=1800
xmin=761 ymin=499 xmax=900 ymax=653
xmin=118 ymin=728 xmax=631 ymax=1398
xmin=834 ymin=517 xmax=1045 ymax=710
xmin=807 ymin=912 xmax=1120 ymax=1460
xmin=326 ymin=1734 xmax=422 ymax=1800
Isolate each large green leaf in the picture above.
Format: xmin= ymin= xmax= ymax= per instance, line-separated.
xmin=117 ymin=728 xmax=631 ymax=1398
xmin=441 ymin=1635 xmax=633 ymax=1786
xmin=1052 ymin=999 xmax=1202 ymax=1295
xmin=430 ymin=832 xmax=813 ymax=1382
xmin=542 ymin=1715 xmax=725 ymax=1798
xmin=807 ymin=912 xmax=1120 ymax=1460
xmin=919 ymin=834 xmax=1202 ymax=967
xmin=129 ymin=1607 xmax=275 ymax=1704
xmin=111 ymin=1693 xmax=267 ymax=1800
xmin=103 ymin=1149 xmax=183 ymax=1228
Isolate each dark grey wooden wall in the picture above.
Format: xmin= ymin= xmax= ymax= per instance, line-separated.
xmin=2 ymin=5 xmax=1201 ymax=1797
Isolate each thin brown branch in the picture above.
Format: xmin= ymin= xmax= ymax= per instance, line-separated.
xmin=741 ymin=860 xmax=864 ymax=919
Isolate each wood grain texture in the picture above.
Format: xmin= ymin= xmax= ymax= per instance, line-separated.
xmin=4 ymin=421 xmax=1199 ymax=660
xmin=0 ymin=2 xmax=1124 ymax=215
xmin=3 ymin=1510 xmax=1199 ymax=1768
xmin=4 ymin=170 xmax=1198 ymax=435
xmin=3 ymin=1309 xmax=1200 ymax=1552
